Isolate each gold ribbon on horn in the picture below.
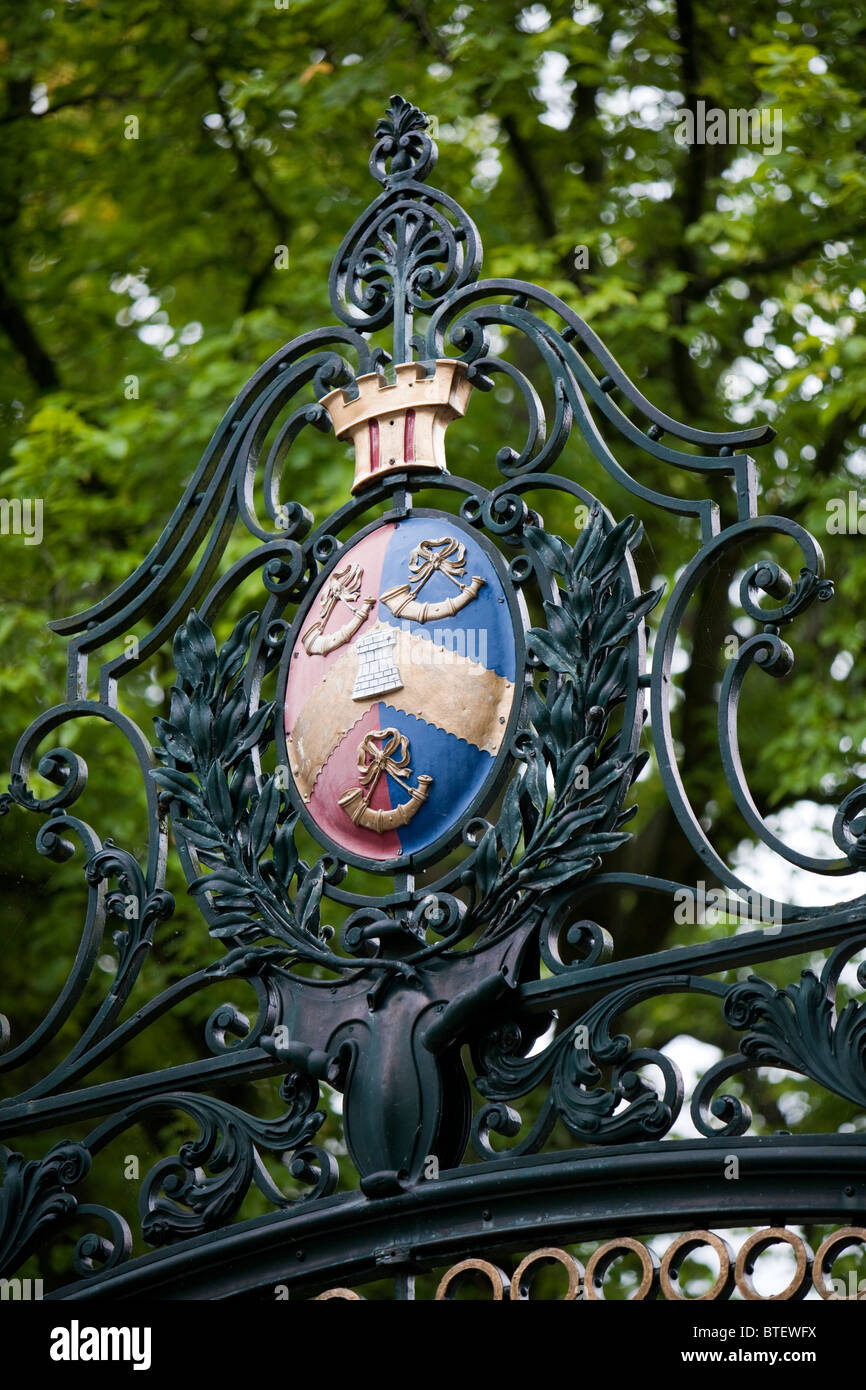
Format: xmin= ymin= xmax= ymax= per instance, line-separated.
xmin=337 ymin=728 xmax=432 ymax=832
xmin=302 ymin=562 xmax=375 ymax=655
xmin=380 ymin=536 xmax=485 ymax=622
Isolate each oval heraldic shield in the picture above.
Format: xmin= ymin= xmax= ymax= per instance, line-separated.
xmin=282 ymin=514 xmax=518 ymax=867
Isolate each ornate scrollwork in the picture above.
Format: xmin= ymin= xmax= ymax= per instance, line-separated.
xmin=128 ymin=1080 xmax=331 ymax=1245
xmin=834 ymin=784 xmax=866 ymax=869
xmin=0 ymin=1077 xmax=334 ymax=1277
xmin=370 ymin=95 xmax=436 ymax=184
xmin=0 ymin=1141 xmax=91 ymax=1277
xmin=648 ymin=513 xmax=859 ymax=904
xmin=693 ymin=946 xmax=866 ymax=1137
xmin=85 ymin=843 xmax=175 ymax=977
xmin=330 ymin=100 xmax=481 ymax=360
xmin=70 ymin=1205 xmax=134 ymax=1278
xmin=2 ymin=94 xmax=865 ymax=1299
xmin=471 ymin=980 xmax=684 ymax=1155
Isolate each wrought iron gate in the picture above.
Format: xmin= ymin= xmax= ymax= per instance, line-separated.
xmin=2 ymin=97 xmax=865 ymax=1303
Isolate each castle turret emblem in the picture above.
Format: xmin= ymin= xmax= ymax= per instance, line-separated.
xmin=320 ymin=359 xmax=472 ymax=493
xmin=351 ymin=627 xmax=403 ymax=701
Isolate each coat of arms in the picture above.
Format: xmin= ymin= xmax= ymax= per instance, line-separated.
xmin=281 ymin=371 xmax=520 ymax=868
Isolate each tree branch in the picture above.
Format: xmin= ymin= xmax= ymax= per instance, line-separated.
xmin=186 ymin=29 xmax=292 ymax=310
xmin=0 ymin=90 xmax=134 ymax=126
xmin=499 ymin=111 xmax=558 ymax=241
xmin=0 ymin=75 xmax=61 ymax=390
xmin=0 ymin=274 xmax=60 ymax=391
xmin=786 ymin=406 xmax=864 ymax=523
xmin=389 ymin=0 xmax=450 ymax=62
xmin=692 ymin=231 xmax=860 ymax=296
xmin=388 ymin=0 xmax=573 ymax=278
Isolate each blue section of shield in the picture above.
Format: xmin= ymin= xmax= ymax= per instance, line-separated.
xmin=377 ymin=516 xmax=516 ymax=681
xmin=378 ymin=703 xmax=494 ymax=858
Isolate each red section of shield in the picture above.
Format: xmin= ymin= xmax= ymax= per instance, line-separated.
xmin=283 ymin=523 xmax=394 ymax=737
